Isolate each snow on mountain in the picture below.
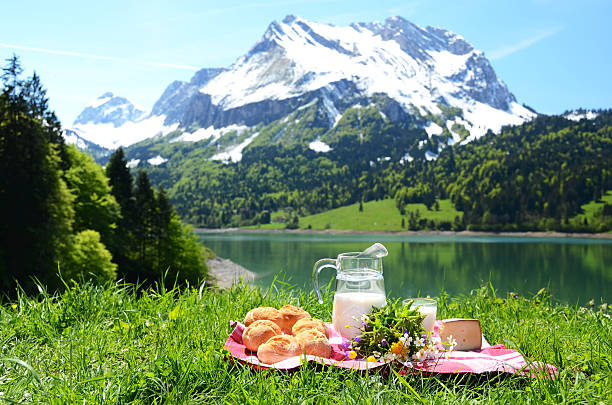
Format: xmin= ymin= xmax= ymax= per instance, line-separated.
xmin=147 ymin=155 xmax=168 ymax=166
xmin=171 ymin=124 xmax=250 ymax=143
xmin=564 ymin=109 xmax=599 ymax=121
xmin=72 ymin=115 xmax=178 ymax=150
xmin=211 ymin=131 xmax=260 ymax=163
xmin=309 ymin=140 xmax=332 ymax=152
xmin=199 ymin=15 xmax=534 ymax=137
xmin=68 ymin=15 xmax=536 ymax=158
xmin=63 ymin=128 xmax=111 ymax=161
xmin=70 ymin=92 xmax=178 ymax=150
xmin=74 ymin=92 xmax=146 ymax=127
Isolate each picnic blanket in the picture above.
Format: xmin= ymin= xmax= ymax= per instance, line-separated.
xmin=224 ymin=320 xmax=557 ymax=378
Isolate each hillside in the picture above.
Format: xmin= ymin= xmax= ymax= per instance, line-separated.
xmin=143 ymin=110 xmax=612 ymax=232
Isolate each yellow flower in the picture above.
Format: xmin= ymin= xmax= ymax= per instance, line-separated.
xmin=11 ymin=304 xmax=17 ymax=310
xmin=348 ymin=351 xmax=357 ymax=359
xmin=366 ymin=356 xmax=377 ymax=362
xmin=345 ymin=324 xmax=351 ymax=328
xmin=391 ymin=341 xmax=406 ymax=356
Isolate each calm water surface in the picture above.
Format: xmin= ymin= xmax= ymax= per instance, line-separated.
xmin=197 ymin=232 xmax=611 ymax=304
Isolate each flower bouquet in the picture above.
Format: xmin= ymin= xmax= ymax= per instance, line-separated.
xmin=345 ymin=299 xmax=456 ymax=363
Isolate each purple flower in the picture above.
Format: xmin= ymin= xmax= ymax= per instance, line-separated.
xmin=354 ymin=336 xmax=361 ymax=343
xmin=381 ymin=339 xmax=388 ymax=347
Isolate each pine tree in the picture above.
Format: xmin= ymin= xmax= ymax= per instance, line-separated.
xmin=133 ymin=170 xmax=156 ymax=270
xmin=105 ymin=148 xmax=137 ymax=276
xmin=106 ymin=148 xmax=134 ymax=216
xmin=154 ymin=186 xmax=173 ymax=270
xmin=0 ymin=56 xmax=72 ymax=293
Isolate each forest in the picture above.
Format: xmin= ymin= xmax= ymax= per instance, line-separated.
xmin=141 ymin=103 xmax=612 ymax=232
xmin=0 ymin=57 xmax=209 ymax=296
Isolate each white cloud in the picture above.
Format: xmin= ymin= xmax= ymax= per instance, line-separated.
xmin=0 ymin=42 xmax=199 ymax=71
xmin=487 ymin=28 xmax=563 ymax=60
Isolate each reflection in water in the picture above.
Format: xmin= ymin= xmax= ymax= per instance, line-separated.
xmin=197 ymin=232 xmax=611 ymax=304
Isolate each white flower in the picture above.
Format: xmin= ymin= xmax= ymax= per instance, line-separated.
xmin=415 ymin=337 xmax=425 ymax=347
xmin=360 ymin=314 xmax=370 ymax=322
xmin=430 ymin=336 xmax=441 ymax=345
xmin=413 ymin=349 xmax=426 ymax=361
xmin=373 ymin=351 xmax=381 ymax=358
xmin=448 ymin=335 xmax=457 ymax=351
xmin=383 ymin=352 xmax=395 ymax=362
xmin=399 ymin=336 xmax=406 ymax=343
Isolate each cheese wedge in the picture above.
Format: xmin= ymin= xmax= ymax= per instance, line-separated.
xmin=439 ymin=318 xmax=482 ymax=351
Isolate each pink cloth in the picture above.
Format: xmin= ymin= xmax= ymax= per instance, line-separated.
xmin=224 ymin=320 xmax=557 ymax=378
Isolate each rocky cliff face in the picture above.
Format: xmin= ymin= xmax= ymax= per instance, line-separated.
xmin=151 ymin=67 xmax=227 ymax=125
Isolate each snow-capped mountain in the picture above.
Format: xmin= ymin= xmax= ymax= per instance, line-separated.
xmin=199 ymin=15 xmax=532 ymax=132
xmin=69 ymin=92 xmax=178 ymax=150
xmin=74 ymin=92 xmax=146 ymax=127
xmin=67 ymin=15 xmax=536 ymax=159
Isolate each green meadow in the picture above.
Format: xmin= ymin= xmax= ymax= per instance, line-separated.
xmin=0 ymin=280 xmax=609 ymax=403
xmin=250 ymin=198 xmax=462 ymax=231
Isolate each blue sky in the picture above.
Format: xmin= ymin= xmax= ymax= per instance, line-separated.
xmin=1 ymin=0 xmax=610 ymax=126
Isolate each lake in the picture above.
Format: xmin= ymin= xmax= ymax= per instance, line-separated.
xmin=197 ymin=232 xmax=611 ymax=304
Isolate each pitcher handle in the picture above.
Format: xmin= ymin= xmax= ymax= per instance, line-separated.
xmin=313 ymin=258 xmax=337 ymax=304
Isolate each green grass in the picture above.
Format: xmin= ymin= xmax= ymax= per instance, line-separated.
xmin=298 ymin=198 xmax=462 ymax=231
xmin=572 ymin=190 xmax=612 ymax=224
xmin=0 ymin=280 xmax=609 ymax=403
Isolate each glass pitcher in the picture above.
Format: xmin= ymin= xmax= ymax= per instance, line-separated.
xmin=313 ymin=252 xmax=387 ymax=339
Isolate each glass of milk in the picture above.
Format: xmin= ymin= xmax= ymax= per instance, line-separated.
xmin=313 ymin=251 xmax=387 ymax=339
xmin=403 ymin=298 xmax=437 ymax=333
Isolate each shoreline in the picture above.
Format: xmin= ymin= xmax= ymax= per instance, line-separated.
xmin=206 ymin=256 xmax=256 ymax=289
xmin=195 ymin=227 xmax=612 ymax=240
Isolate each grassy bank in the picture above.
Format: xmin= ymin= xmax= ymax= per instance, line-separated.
xmin=0 ymin=281 xmax=610 ymax=403
xmin=250 ymin=198 xmax=462 ymax=231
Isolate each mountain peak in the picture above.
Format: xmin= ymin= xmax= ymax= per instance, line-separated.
xmin=74 ymin=93 xmax=145 ymax=127
xmin=282 ymin=14 xmax=298 ymax=24
xmin=200 ymin=15 xmax=531 ymax=122
xmin=69 ymin=15 xmax=536 ymax=153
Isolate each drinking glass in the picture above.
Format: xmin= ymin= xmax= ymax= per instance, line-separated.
xmin=403 ymin=298 xmax=437 ymax=333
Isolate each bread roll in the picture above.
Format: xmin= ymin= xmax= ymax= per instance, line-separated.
xmin=292 ymin=317 xmax=329 ymax=338
xmin=243 ymin=307 xmax=282 ymax=327
xmin=242 ymin=320 xmax=282 ymax=352
xmin=278 ymin=305 xmax=310 ymax=334
xmin=295 ymin=329 xmax=331 ymax=358
xmin=257 ymin=335 xmax=303 ymax=364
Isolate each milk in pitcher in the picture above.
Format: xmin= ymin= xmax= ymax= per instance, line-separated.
xmin=333 ymin=291 xmax=387 ymax=339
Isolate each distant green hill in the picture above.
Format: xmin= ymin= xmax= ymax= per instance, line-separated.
xmin=297 ymin=198 xmax=461 ymax=231
xmin=134 ymin=109 xmax=612 ymax=233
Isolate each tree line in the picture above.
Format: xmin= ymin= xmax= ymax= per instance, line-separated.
xmin=0 ymin=57 xmax=208 ymax=296
xmin=142 ymin=103 xmax=612 ymax=232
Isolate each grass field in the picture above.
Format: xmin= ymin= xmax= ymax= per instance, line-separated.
xmin=572 ymin=190 xmax=612 ymax=225
xmin=249 ymin=199 xmax=462 ymax=231
xmin=299 ymin=198 xmax=462 ymax=231
xmin=0 ymin=280 xmax=609 ymax=403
